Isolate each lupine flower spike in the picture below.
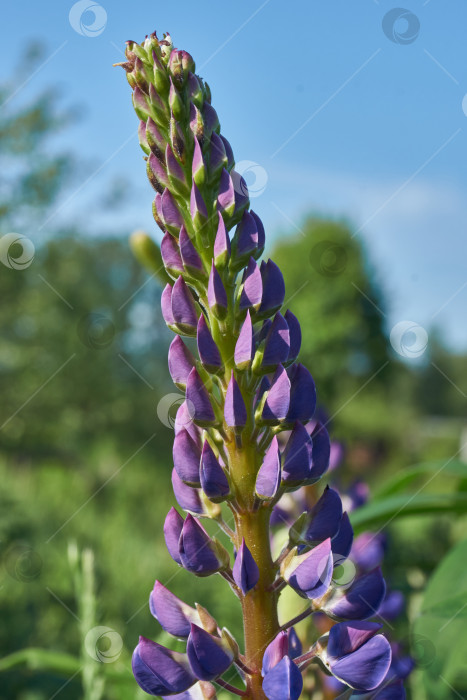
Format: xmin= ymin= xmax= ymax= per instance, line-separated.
xmin=116 ymin=30 xmax=402 ymax=700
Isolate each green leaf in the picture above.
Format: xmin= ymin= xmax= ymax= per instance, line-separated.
xmin=350 ymin=492 xmax=467 ymax=533
xmin=420 ymin=593 xmax=467 ymax=619
xmin=374 ymin=460 xmax=467 ymax=498
xmin=0 ymin=647 xmax=133 ymax=684
xmin=414 ymin=538 xmax=467 ymax=698
xmin=0 ymin=648 xmax=81 ymax=676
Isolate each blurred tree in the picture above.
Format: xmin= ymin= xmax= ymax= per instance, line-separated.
xmin=0 ymin=235 xmax=172 ymax=458
xmin=413 ymin=332 xmax=467 ymax=418
xmin=0 ymin=44 xmax=76 ymax=231
xmin=271 ymin=218 xmax=390 ymax=418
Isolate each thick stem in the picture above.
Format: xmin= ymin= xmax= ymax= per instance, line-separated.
xmin=229 ymin=440 xmax=281 ymax=700
xmin=238 ymin=510 xmax=280 ymax=699
xmin=207 ymin=260 xmax=281 ymax=698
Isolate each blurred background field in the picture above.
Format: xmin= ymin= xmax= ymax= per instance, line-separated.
xmin=2 ymin=4 xmax=467 ymax=699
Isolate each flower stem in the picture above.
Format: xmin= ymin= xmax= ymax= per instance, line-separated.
xmin=228 ymin=437 xmax=280 ymax=699
xmin=215 ymin=678 xmax=248 ymax=696
xmin=280 ymin=606 xmax=313 ymax=631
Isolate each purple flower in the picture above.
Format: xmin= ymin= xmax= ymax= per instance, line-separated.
xmin=308 ymin=421 xmax=331 ymax=482
xmin=190 ymin=183 xmax=208 ymax=228
xmin=232 ymin=539 xmax=259 ymax=594
xmin=220 ymin=135 xmax=234 ymax=169
xmin=352 ymin=532 xmax=386 ymax=572
xmin=146 ymin=119 xmax=166 ymax=163
xmin=175 ymin=400 xmax=201 ymax=447
xmin=161 ymin=231 xmax=184 ymax=277
xmin=262 ymin=631 xmax=289 ymax=676
xmin=262 ymin=365 xmax=291 ymax=424
xmin=286 ymin=363 xmax=316 ymax=424
xmin=172 ymin=469 xmax=205 ymax=515
xmin=224 ymin=372 xmax=247 ymax=430
xmin=217 ymin=168 xmax=235 ymax=217
xmin=164 ymin=507 xmax=184 ymax=566
xmin=186 ymin=368 xmax=217 ymax=427
xmin=187 ymin=624 xmax=234 ymax=681
xmin=367 ymin=679 xmax=407 ymax=699
xmin=258 ymin=259 xmax=285 ymax=317
xmin=282 ymin=421 xmax=313 ymax=486
xmin=132 ymin=636 xmax=196 ymax=696
xmin=179 ymin=514 xmax=227 ymax=576
xmin=168 ymin=336 xmax=196 ymax=389
xmin=171 ymin=277 xmax=199 ymax=336
xmin=161 ymin=283 xmax=176 ymax=327
xmin=200 ymin=441 xmax=230 ymax=501
xmin=192 ymin=138 xmax=206 ymax=186
xmin=262 ymin=628 xmax=301 ymax=675
xmin=207 ymin=263 xmax=228 ymax=318
xmin=324 ymin=621 xmax=392 ymax=691
xmin=262 ymin=656 xmax=303 ymax=700
xmin=282 ymin=537 xmax=333 ymax=599
xmin=251 ymin=210 xmax=265 ymax=253
xmin=331 ymin=512 xmax=354 ymax=561
xmin=149 ymin=581 xmax=201 ymax=637
xmin=284 ymin=310 xmax=301 ymax=363
xmin=232 ymin=211 xmax=261 ymax=264
xmin=213 ymin=210 xmax=231 ymax=268
xmin=255 ymin=436 xmax=281 ymax=499
xmin=239 ymin=258 xmax=263 ymax=311
xmin=173 ymin=429 xmax=201 ymax=486
xmin=304 ymin=487 xmax=343 ymax=542
xmin=261 ymin=313 xmax=291 ymax=371
xmin=287 ymin=628 xmax=302 ymax=659
xmin=148 ymin=151 xmax=170 ymax=192
xmin=209 ymin=133 xmax=228 ymax=181
xmin=378 ymin=590 xmax=405 ymax=621
xmin=197 ymin=316 xmax=222 ymax=373
xmin=235 ymin=311 xmax=255 ymax=370
xmin=180 ymin=226 xmax=204 ymax=276
xmin=166 ymin=143 xmax=189 ymax=194
xmin=323 ymin=568 xmax=386 ymax=621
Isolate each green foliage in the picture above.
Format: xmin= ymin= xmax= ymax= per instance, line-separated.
xmin=375 ymin=459 xmax=467 ymax=498
xmin=271 ymin=218 xmax=389 ymax=408
xmin=413 ymin=538 xmax=467 ymax=698
xmin=351 ymin=492 xmax=467 ymax=532
xmin=0 ymin=235 xmax=170 ymax=456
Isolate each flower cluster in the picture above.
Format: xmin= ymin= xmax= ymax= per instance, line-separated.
xmin=271 ymin=419 xmax=413 ymax=696
xmin=116 ymin=31 xmax=401 ymax=699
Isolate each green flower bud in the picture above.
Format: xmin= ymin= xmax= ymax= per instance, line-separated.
xmin=129 ymin=231 xmax=171 ymax=286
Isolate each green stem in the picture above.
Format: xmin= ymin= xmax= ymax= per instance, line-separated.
xmin=229 ymin=439 xmax=280 ymax=700
xmin=203 ymin=245 xmax=281 ymax=699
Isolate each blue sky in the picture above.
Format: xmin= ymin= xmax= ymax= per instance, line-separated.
xmin=4 ymin=0 xmax=467 ymax=351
